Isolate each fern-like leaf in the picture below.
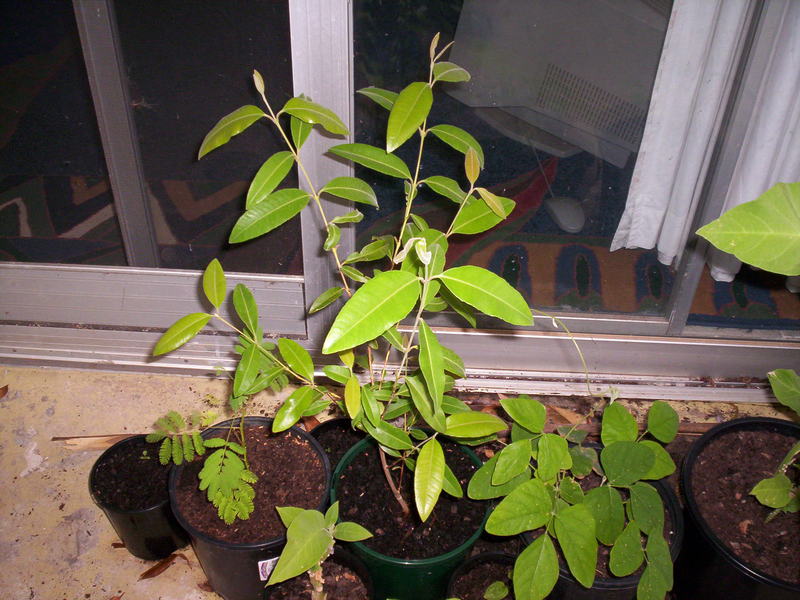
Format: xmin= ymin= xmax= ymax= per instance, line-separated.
xmin=230 ymin=394 xmax=247 ymax=412
xmin=182 ymin=433 xmax=195 ymax=462
xmin=159 ymin=437 xmax=172 ymax=465
xmin=241 ymin=469 xmax=258 ymax=484
xmin=171 ymin=436 xmax=184 ymax=465
xmin=226 ymin=441 xmax=246 ymax=455
xmin=167 ymin=410 xmax=186 ymax=431
xmin=203 ymin=438 xmax=228 ymax=448
xmin=146 ymin=432 xmax=165 ymax=443
xmin=193 ymin=432 xmax=206 ymax=456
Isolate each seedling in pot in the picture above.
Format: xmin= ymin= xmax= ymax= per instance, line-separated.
xmin=468 ymin=394 xmax=679 ymax=600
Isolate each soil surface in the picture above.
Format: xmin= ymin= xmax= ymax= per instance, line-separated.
xmin=91 ymin=436 xmax=171 ymax=511
xmin=450 ymin=555 xmax=515 ymax=600
xmin=311 ymin=418 xmax=365 ymax=470
xmin=336 ymin=440 xmax=484 ymax=559
xmin=690 ymin=428 xmax=800 ymax=585
xmin=173 ymin=424 xmax=326 ymax=544
xmin=266 ymin=553 xmax=369 ymax=599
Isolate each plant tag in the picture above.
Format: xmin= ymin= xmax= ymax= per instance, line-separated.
xmin=257 ymin=557 xmax=279 ymax=581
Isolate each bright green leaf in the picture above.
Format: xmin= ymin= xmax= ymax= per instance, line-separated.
xmin=229 ymin=188 xmax=310 ymax=243
xmin=357 ymin=86 xmax=398 ymax=111
xmin=423 ymin=176 xmax=466 ymax=203
xmin=324 ymin=223 xmax=341 ymax=251
xmin=418 ymin=320 xmax=445 ymax=406
xmin=273 ymin=386 xmax=322 ymax=432
xmin=232 ymin=284 xmax=259 ymax=336
xmin=554 ymin=503 xmax=597 ymax=589
xmin=445 ymin=411 xmax=507 ymax=439
xmin=309 ymin=286 xmax=344 ymax=314
xmin=468 ymin=453 xmax=531 ymax=500
xmin=202 ymin=259 xmax=226 ymax=309
xmin=493 ymin=439 xmax=532 ymax=486
xmin=276 ymin=506 xmax=303 ymax=528
xmin=450 ymin=194 xmax=515 ymax=235
xmin=232 ymin=343 xmax=259 ymax=397
xmin=246 ymin=151 xmax=295 ymax=208
xmin=647 ymin=401 xmax=679 ymax=444
xmin=415 ymin=438 xmax=445 ymax=522
xmin=267 ymin=509 xmax=331 ymax=585
xmin=500 ymin=395 xmax=546 ymax=433
xmin=601 ymin=403 xmax=639 ymax=446
xmin=329 ymin=143 xmax=412 ymax=179
xmin=198 ymin=105 xmax=266 ymax=158
xmin=428 ymin=124 xmax=484 ymax=166
xmin=640 ymin=440 xmax=676 ymax=480
xmin=290 ymin=114 xmax=312 ymax=150
xmin=433 ymin=61 xmax=471 ymax=83
xmin=322 ymin=176 xmax=378 ymax=208
xmin=442 ymin=462 xmax=464 ymax=498
xmin=282 ymin=96 xmax=348 ymax=136
xmin=768 ymin=369 xmax=800 ymax=417
xmin=153 ymin=313 xmax=211 ymax=356
xmin=344 ymin=375 xmax=361 ymax=419
xmin=464 ymin=148 xmax=481 ymax=185
xmin=584 ymin=486 xmax=625 ymax=545
xmin=439 ymin=266 xmax=532 ymax=326
xmin=486 ymin=478 xmax=553 ymax=536
xmin=751 ymin=473 xmax=793 ymax=508
xmin=368 ymin=420 xmax=413 ymax=451
xmin=537 ymin=433 xmax=572 ymax=482
xmin=278 ymin=338 xmax=314 ymax=382
xmin=513 ymin=534 xmax=559 ymax=600
xmin=334 ymin=521 xmax=373 ymax=542
xmin=476 ymin=187 xmax=511 ymax=219
xmin=387 ymin=82 xmax=432 ymax=152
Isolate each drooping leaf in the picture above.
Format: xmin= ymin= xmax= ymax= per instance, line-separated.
xmin=153 ymin=313 xmax=211 ymax=356
xmin=428 ymin=124 xmax=484 ymax=166
xmin=768 ymin=369 xmax=800 ymax=417
xmin=229 ymin=188 xmax=310 ymax=243
xmin=433 ymin=61 xmax=470 ymax=83
xmin=246 ymin=151 xmax=295 ymax=208
xmin=357 ymin=86 xmax=398 ymax=111
xmin=202 ymin=259 xmax=226 ymax=309
xmin=414 ymin=438 xmax=445 ymax=522
xmin=309 ymin=286 xmax=344 ymax=314
xmin=445 ymin=411 xmax=507 ymax=439
xmin=536 ymin=433 xmax=572 ymax=482
xmin=198 ymin=105 xmax=266 ymax=158
xmin=321 ymin=176 xmax=378 ymax=207
xmin=232 ymin=284 xmax=259 ymax=336
xmin=386 ymin=82 xmax=432 ymax=152
xmin=439 ymin=266 xmax=532 ymax=326
xmin=486 ymin=478 xmax=553 ymax=536
xmin=492 ymin=439 xmax=532 ymax=486
xmin=696 ymin=181 xmax=800 ymax=276
xmin=442 ymin=462 xmax=464 ymax=498
xmin=418 ymin=320 xmax=445 ymax=405
xmin=423 ymin=176 xmax=466 ymax=204
xmin=324 ymin=223 xmax=341 ymax=251
xmin=273 ymin=386 xmax=322 ymax=432
xmin=450 ymin=194 xmax=515 ymax=235
xmin=476 ymin=187 xmax=512 ymax=219
xmin=441 ymin=345 xmax=465 ymax=378
xmin=468 ymin=453 xmax=530 ymax=500
xmin=584 ymin=486 xmax=625 ymax=545
xmin=609 ymin=521 xmax=644 ymax=577
xmin=554 ymin=503 xmax=597 ymax=589
xmin=290 ymin=114 xmax=312 ymax=150
xmin=278 ymin=338 xmax=314 ymax=382
xmin=323 ymin=270 xmax=421 ymax=354
xmin=406 ymin=373 xmax=447 ymax=433
xmin=513 ymin=534 xmax=559 ymax=600
xmin=267 ymin=509 xmax=331 ymax=585
xmin=500 ymin=395 xmax=546 ymax=433
xmin=646 ymin=401 xmax=679 ymax=444
xmin=282 ymin=96 xmax=348 ymax=136
xmin=639 ymin=440 xmax=676 ymax=480
xmin=629 ymin=482 xmax=664 ymax=536
xmin=601 ymin=402 xmax=639 ymax=446
xmin=366 ymin=420 xmax=413 ymax=451
xmin=601 ymin=442 xmax=655 ymax=487
xmin=329 ymin=143 xmax=411 ymax=179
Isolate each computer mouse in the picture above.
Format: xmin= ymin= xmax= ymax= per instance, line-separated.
xmin=544 ymin=196 xmax=585 ymax=233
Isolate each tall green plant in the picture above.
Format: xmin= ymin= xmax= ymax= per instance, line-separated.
xmin=153 ymin=35 xmax=527 ymax=523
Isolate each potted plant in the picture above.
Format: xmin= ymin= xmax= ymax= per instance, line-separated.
xmin=674 ymin=182 xmax=800 ymax=598
xmin=152 ymin=34 xmax=528 ymax=599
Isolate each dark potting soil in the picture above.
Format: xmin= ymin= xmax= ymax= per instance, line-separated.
xmin=450 ymin=557 xmax=515 ymax=600
xmin=690 ymin=428 xmax=800 ymax=585
xmin=266 ymin=554 xmax=369 ymax=599
xmin=91 ymin=436 xmax=171 ymax=511
xmin=336 ymin=441 xmax=484 ymax=559
xmin=311 ymin=419 xmax=365 ymax=469
xmin=174 ymin=424 xmax=326 ymax=544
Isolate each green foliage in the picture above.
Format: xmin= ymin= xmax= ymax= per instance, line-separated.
xmin=146 ymin=410 xmax=215 ymax=465
xmin=199 ymin=433 xmax=258 ymax=525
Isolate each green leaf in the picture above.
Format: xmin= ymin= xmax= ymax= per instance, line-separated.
xmin=309 ymin=286 xmax=344 ymax=314
xmin=609 ymin=522 xmax=644 ymax=577
xmin=751 ymin=473 xmax=793 ymax=508
xmin=601 ymin=441 xmax=655 ymax=487
xmin=537 ymin=433 xmax=572 ymax=482
xmin=418 ymin=320 xmax=445 ymax=405
xmin=246 ymin=151 xmax=295 ymax=208
xmin=500 ymin=395 xmax=546 ymax=433
xmin=450 ymin=194 xmax=515 ymax=235
xmin=323 ymin=223 xmax=340 ymax=252
xmin=153 ymin=313 xmax=211 ymax=356
xmin=554 ymin=503 xmax=597 ymax=589
xmin=445 ymin=411 xmax=507 ymax=439
xmin=423 ymin=175 xmax=466 ymax=203
xmin=601 ymin=403 xmax=639 ymax=446
xmin=382 ymin=325 xmax=406 ymax=351
xmin=584 ymin=486 xmax=625 ymax=545
xmin=232 ymin=284 xmax=259 ymax=336
xmin=514 ymin=534 xmax=559 ymax=600
xmin=493 ymin=440 xmax=532 ymax=486
xmin=386 ymin=82 xmax=432 ymax=152
xmin=406 ymin=373 xmax=447 ymax=433
xmin=322 ymin=365 xmax=350 ymax=385
xmin=768 ymin=369 xmax=800 ymax=417
xmin=630 ymin=482 xmax=664 ymax=536
xmin=476 ymin=187 xmax=512 ymax=219
xmin=428 ymin=124 xmax=484 ymax=166
xmin=367 ymin=420 xmax=413 ymax=451
xmin=640 ymin=440 xmax=676 ymax=480
xmin=323 ymin=270 xmax=421 ymax=354
xmin=276 ymin=506 xmax=304 ymax=528
xmin=267 ymin=509 xmax=332 ymax=585
xmin=282 ymin=96 xmax=348 ymax=136
xmin=468 ymin=453 xmax=530 ymax=500
xmin=646 ymin=532 xmax=673 ymax=589
xmin=229 ymin=188 xmax=310 ymax=243
xmin=334 ymin=521 xmax=372 ymax=542
xmin=433 ymin=61 xmax=471 ymax=83
xmin=198 ymin=105 xmax=266 ymax=158
xmin=484 ymin=581 xmax=509 ymax=600
xmin=442 ymin=462 xmax=464 ymax=498
xmin=344 ymin=236 xmax=393 ymax=265
xmin=441 ymin=346 xmax=465 ymax=378
xmin=569 ymin=446 xmax=597 ymax=479
xmin=439 ymin=266 xmax=532 ymax=326
xmin=232 ymin=343 xmax=259 ymax=397
xmin=415 ymin=438 xmax=445 ymax=522
xmin=329 ymin=143 xmax=411 ymax=179
xmin=273 ymin=387 xmax=323 ymax=432
xmin=290 ymin=114 xmax=312 ymax=150
xmin=202 ymin=259 xmax=226 ymax=309
xmin=341 ymin=265 xmax=368 ymax=283
xmin=696 ymin=181 xmax=800 ymax=276
xmin=464 ymin=148 xmax=481 ymax=185
xmin=637 ymin=564 xmax=670 ymax=600
xmin=357 ymin=86 xmax=398 ymax=110
xmin=486 ymin=478 xmax=553 ymax=536
xmin=558 ymin=425 xmax=589 ymax=445
xmin=324 ymin=501 xmax=339 ymax=527
xmin=278 ymin=338 xmax=314 ymax=382
xmin=559 ymin=477 xmax=585 ymax=505
xmin=321 ymin=176 xmax=378 ymax=207
xmin=646 ymin=401 xmax=679 ymax=444
xmin=344 ymin=375 xmax=361 ymax=419
xmin=439 ymin=285 xmax=477 ymax=327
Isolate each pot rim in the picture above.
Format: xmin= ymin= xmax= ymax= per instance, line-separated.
xmin=681 ymin=416 xmax=800 ymax=592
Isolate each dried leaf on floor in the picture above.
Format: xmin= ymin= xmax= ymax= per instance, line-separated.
xmin=0 ymin=385 xmax=7 ymax=399
xmin=139 ymin=554 xmax=178 ymax=580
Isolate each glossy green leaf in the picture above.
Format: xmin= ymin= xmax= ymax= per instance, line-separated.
xmin=568 ymin=445 xmax=597 ymax=479
xmin=153 ymin=313 xmax=211 ymax=356
xmin=341 ymin=265 xmax=368 ymax=283
xmin=290 ymin=114 xmax=312 ymax=150
xmin=329 ymin=143 xmax=411 ymax=179
xmin=640 ymin=440 xmax=676 ymax=480
xmin=309 ymin=286 xmax=344 ymax=314
xmin=554 ymin=503 xmax=597 ymax=589
xmin=324 ymin=501 xmax=339 ymax=527
xmin=232 ymin=284 xmax=259 ymax=336
xmin=751 ymin=473 xmax=793 ymax=508
xmin=321 ymin=176 xmax=378 ymax=207
xmin=500 ymin=395 xmax=546 ymax=433
xmin=202 ymin=259 xmax=226 ymax=309
xmin=386 ymin=82 xmax=432 ymax=152
xmin=492 ymin=440 xmax=532 ymax=486
xmin=415 ymin=438 xmax=445 ymax=522
xmin=584 ymin=486 xmax=625 ymax=545
xmin=198 ymin=105 xmax=266 ymax=158
xmin=433 ymin=61 xmax=470 ymax=83
xmin=282 ymin=96 xmax=348 ymax=136
xmin=513 ymin=534 xmax=559 ymax=600
xmin=438 ymin=285 xmax=477 ymax=327
xmin=359 ymin=386 xmax=381 ymax=427
xmin=323 ymin=270 xmax=420 ymax=354
xmin=464 ymin=148 xmax=481 ymax=185
xmin=357 ymin=86 xmax=398 ymax=111
xmin=278 ymin=338 xmax=314 ymax=382
xmin=267 ymin=509 xmax=331 ymax=585
xmin=423 ymin=176 xmax=466 ymax=203
xmin=442 ymin=462 xmax=464 ymax=498
xmin=537 ymin=433 xmax=572 ymax=482
xmin=601 ymin=442 xmax=654 ymax=487
xmin=441 ymin=345 xmax=465 ymax=378
xmin=232 ymin=343 xmax=259 ymax=397
xmin=468 ymin=453 xmax=530 ymax=500
xmin=450 ymin=193 xmax=516 ymax=235
xmin=246 ymin=151 xmax=294 ymax=208
xmin=445 ymin=411 xmax=507 ymax=439
xmin=630 ymin=482 xmax=664 ymax=536
xmin=322 ymin=364 xmax=350 ymax=385
xmin=273 ymin=386 xmax=322 ymax=432
xmin=229 ymin=188 xmax=310 ymax=243
xmin=476 ymin=187 xmax=511 ymax=219
xmin=334 ymin=521 xmax=372 ymax=542
xmin=768 ymin=369 xmax=800 ymax=417
xmin=382 ymin=325 xmax=406 ymax=351
xmin=276 ymin=505 xmax=304 ymax=528
xmin=368 ymin=420 xmax=413 ymax=451
xmin=609 ymin=522 xmax=644 ymax=577
xmin=697 ymin=181 xmax=800 ymax=276
xmin=439 ymin=266 xmax=532 ymax=326
xmin=406 ymin=373 xmax=446 ymax=433
xmin=601 ymin=403 xmax=639 ymax=446
xmin=344 ymin=236 xmax=393 ymax=265
xmin=646 ymin=401 xmax=679 ymax=444
xmin=324 ymin=223 xmax=341 ymax=251
xmin=486 ymin=478 xmax=553 ymax=536
xmin=344 ymin=375 xmax=361 ymax=419
xmin=428 ymin=124 xmax=484 ymax=166
xmin=418 ymin=320 xmax=445 ymax=405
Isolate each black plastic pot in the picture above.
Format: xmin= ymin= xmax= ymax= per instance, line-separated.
xmin=447 ymin=552 xmax=515 ymax=600
xmin=169 ymin=417 xmax=331 ymax=600
xmin=309 ymin=417 xmax=366 ymax=470
xmin=89 ymin=434 xmax=188 ymax=560
xmin=675 ymin=417 xmax=800 ymax=599
xmin=331 ymin=437 xmax=489 ymax=600
xmin=264 ymin=545 xmax=373 ymax=599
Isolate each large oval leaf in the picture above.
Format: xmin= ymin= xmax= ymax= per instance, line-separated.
xmin=536 ymin=433 xmax=572 ymax=482
xmin=514 ymin=534 xmax=559 ymax=600
xmin=486 ymin=478 xmax=552 ymax=536
xmin=601 ymin=402 xmax=638 ymax=446
xmin=584 ymin=486 xmax=625 ymax=545
xmin=646 ymin=400 xmax=679 ymax=443
xmin=554 ymin=503 xmax=597 ymax=589
xmin=414 ymin=438 xmax=444 ymax=522
xmin=609 ymin=522 xmax=644 ymax=577
xmin=246 ymin=151 xmax=295 ymax=208
xmin=229 ymin=188 xmax=310 ymax=243
xmin=278 ymin=338 xmax=314 ymax=382
xmin=492 ymin=439 xmax=532 ymax=486
xmin=445 ymin=411 xmax=506 ymax=438
xmin=601 ymin=441 xmax=655 ymax=487
xmin=439 ymin=266 xmax=532 ymax=326
xmin=329 ymin=143 xmax=412 ymax=179
xmin=267 ymin=509 xmax=331 ymax=585
xmin=273 ymin=386 xmax=322 ymax=432
xmin=630 ymin=482 xmax=665 ymax=536
xmin=321 ymin=176 xmax=378 ymax=207
xmin=357 ymin=86 xmax=398 ymax=111
xmin=428 ymin=124 xmax=484 ymax=166
xmin=153 ymin=313 xmax=211 ymax=356
xmin=450 ymin=194 xmax=516 ymax=235
xmin=500 ymin=395 xmax=546 ymax=434
xmin=202 ymin=258 xmax=226 ymax=308
xmin=418 ymin=320 xmax=444 ymax=405
xmin=282 ymin=97 xmax=348 ymax=136
xmin=322 ymin=270 xmax=420 ymax=354
xmin=387 ymin=82 xmax=432 ymax=152
xmin=198 ymin=105 xmax=266 ymax=158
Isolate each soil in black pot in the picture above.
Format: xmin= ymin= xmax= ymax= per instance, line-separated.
xmin=266 ymin=554 xmax=370 ymax=599
xmin=450 ymin=556 xmax=515 ymax=600
xmin=311 ymin=419 xmax=365 ymax=468
xmin=690 ymin=427 xmax=800 ymax=585
xmin=336 ymin=440 xmax=484 ymax=559
xmin=174 ymin=423 xmax=326 ymax=544
xmin=91 ymin=436 xmax=170 ymax=510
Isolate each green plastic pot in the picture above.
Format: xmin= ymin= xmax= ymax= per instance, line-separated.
xmin=331 ymin=437 xmax=488 ymax=600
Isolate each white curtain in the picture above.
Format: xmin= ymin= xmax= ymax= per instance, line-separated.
xmin=610 ymin=0 xmax=752 ymax=264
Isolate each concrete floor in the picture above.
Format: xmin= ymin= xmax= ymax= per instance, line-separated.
xmin=0 ymin=364 xmax=790 ymax=600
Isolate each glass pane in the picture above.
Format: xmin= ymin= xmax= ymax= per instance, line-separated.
xmin=354 ymin=0 xmax=673 ymax=315
xmin=0 ymin=2 xmax=125 ymax=266
xmin=114 ymin=0 xmax=300 ymax=274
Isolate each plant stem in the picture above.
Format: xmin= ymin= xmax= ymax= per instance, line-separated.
xmin=379 ymin=446 xmax=410 ymax=516
xmin=308 ymin=564 xmax=326 ymax=600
